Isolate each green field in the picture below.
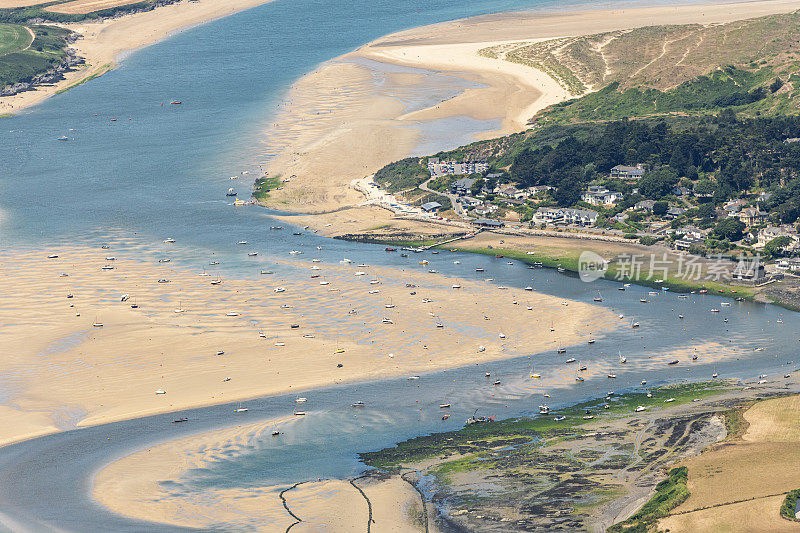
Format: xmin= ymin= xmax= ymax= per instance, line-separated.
xmin=0 ymin=24 xmax=72 ymax=91
xmin=0 ymin=23 xmax=31 ymax=57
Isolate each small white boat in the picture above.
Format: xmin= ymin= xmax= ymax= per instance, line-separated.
xmin=248 ymin=252 xmax=258 ymax=256
xmin=274 ymin=287 xmax=286 ymax=293
xmin=275 ymin=341 xmax=285 ymax=346
xmin=226 ymin=312 xmax=239 ymax=317
xmin=295 ymin=398 xmax=307 ymax=403
xmin=155 ymin=389 xmax=166 ymax=395
xmin=234 ymin=407 xmax=248 ymax=413
xmin=478 ymin=345 xmax=486 ymax=352
xmin=382 ymin=318 xmax=393 ymax=324
xmin=407 ymin=375 xmax=420 ymax=381
xmin=92 ymin=322 xmax=104 ymax=327
xmin=368 ymin=289 xmax=379 ymax=294
xmin=524 ymin=286 xmax=533 ymax=291
xmin=354 ymin=271 xmax=366 ymax=276
xmin=451 ymin=284 xmax=461 ymax=289
xmin=439 ymin=404 xmax=451 ymax=409
xmin=498 ymin=333 xmax=506 ymax=339
xmin=290 ymin=250 xmax=302 ymax=255
xmin=351 ymin=401 xmax=365 ymax=408
xmin=163 ymin=238 xmax=176 ymax=243
xmin=608 ymin=374 xmax=617 ymax=379
xmin=237 ymin=241 xmax=248 ymax=245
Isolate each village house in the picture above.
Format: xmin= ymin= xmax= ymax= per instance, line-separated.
xmin=666 ymin=207 xmax=687 ymax=219
xmin=534 ymin=207 xmax=598 ymax=226
xmin=498 ymin=185 xmax=528 ymax=200
xmin=474 ymin=204 xmax=499 ymax=216
xmin=756 ymin=226 xmax=800 ymax=249
xmin=610 ymin=164 xmax=646 ymax=180
xmin=776 ymin=258 xmax=800 ymax=273
xmin=722 ymin=199 xmax=748 ymax=216
xmin=450 ymin=177 xmax=476 ymax=195
xmin=737 ymin=207 xmax=768 ymax=226
xmin=458 ymin=196 xmax=483 ymax=208
xmin=732 ymin=261 xmax=766 ymax=281
xmin=472 ymin=218 xmax=505 ymax=228
xmin=634 ymin=200 xmax=656 ymax=212
xmin=427 ymin=158 xmax=489 ymax=177
xmin=528 ymin=185 xmax=554 ymax=196
xmin=673 ymin=186 xmax=691 ymax=197
xmin=673 ymin=225 xmax=707 ymax=251
xmin=421 ymin=201 xmax=442 ymax=213
xmin=581 ymin=185 xmax=623 ymax=206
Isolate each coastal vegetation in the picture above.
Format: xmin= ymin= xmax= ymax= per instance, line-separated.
xmin=361 ymin=382 xmax=729 ymax=531
xmin=780 ymin=489 xmax=800 ymax=521
xmin=251 ymin=175 xmax=282 ymax=202
xmin=0 ymin=24 xmax=74 ymax=92
xmin=0 ymin=0 xmax=178 ymax=24
xmin=608 ymin=467 xmax=690 ymax=532
xmin=373 ymin=156 xmax=430 ymax=193
xmin=361 ymin=382 xmax=727 ymax=469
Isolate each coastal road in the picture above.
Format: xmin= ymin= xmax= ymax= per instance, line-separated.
xmin=419 ymin=176 xmax=470 ymax=219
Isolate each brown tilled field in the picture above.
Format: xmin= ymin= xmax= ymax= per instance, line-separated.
xmin=0 ymin=0 xmax=47 ymax=7
xmin=45 ymin=0 xmax=145 ymax=14
xmin=658 ymin=395 xmax=800 ymax=532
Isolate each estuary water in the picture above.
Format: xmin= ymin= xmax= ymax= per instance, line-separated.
xmin=0 ymin=0 xmax=797 ymax=530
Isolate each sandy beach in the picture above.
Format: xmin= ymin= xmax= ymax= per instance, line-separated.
xmin=260 ymin=0 xmax=800 ymax=232
xmin=94 ymin=417 xmax=437 ymax=531
xmin=0 ymin=242 xmax=616 ymax=447
xmin=0 ymin=0 xmax=278 ymax=115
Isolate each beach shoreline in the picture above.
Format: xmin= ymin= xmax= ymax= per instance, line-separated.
xmin=0 ymin=0 xmax=279 ymax=116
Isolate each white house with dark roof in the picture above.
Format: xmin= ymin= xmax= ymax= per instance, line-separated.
xmin=581 ymin=185 xmax=622 ymax=206
xmin=610 ymin=164 xmax=645 ymax=179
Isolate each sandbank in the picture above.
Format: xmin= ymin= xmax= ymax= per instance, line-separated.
xmin=94 ymin=416 xmax=434 ymax=531
xmin=0 ymin=242 xmax=616 ymax=447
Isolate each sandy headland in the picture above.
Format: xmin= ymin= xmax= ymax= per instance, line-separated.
xmin=259 ymin=0 xmax=800 ymax=235
xmin=0 ymin=242 xmax=616 ymax=447
xmin=0 ymin=0 xmax=278 ymax=115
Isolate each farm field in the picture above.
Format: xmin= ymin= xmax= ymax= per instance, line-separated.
xmin=46 ymin=0 xmax=147 ymax=15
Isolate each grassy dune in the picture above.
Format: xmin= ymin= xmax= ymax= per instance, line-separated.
xmin=479 ymin=10 xmax=800 ymax=123
xmin=0 ymin=22 xmax=30 ymax=56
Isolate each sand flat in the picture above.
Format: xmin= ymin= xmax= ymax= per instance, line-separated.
xmin=0 ymin=244 xmax=615 ymax=446
xmin=94 ymin=417 xmax=430 ymax=531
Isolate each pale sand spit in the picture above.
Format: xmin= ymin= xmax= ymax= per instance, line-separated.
xmin=0 ymin=244 xmax=616 ymax=446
